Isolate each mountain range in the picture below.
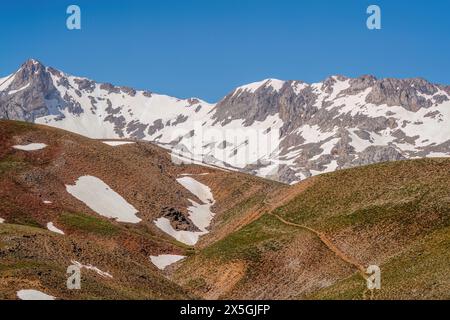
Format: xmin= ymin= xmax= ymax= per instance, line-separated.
xmin=1 ymin=59 xmax=449 ymax=184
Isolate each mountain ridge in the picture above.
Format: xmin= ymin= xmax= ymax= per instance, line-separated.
xmin=1 ymin=59 xmax=449 ymax=184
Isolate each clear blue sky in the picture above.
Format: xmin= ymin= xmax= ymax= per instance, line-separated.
xmin=1 ymin=0 xmax=449 ymax=102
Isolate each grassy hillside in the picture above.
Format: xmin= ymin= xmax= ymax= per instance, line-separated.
xmin=174 ymin=158 xmax=450 ymax=299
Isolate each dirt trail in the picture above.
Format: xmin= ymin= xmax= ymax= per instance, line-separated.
xmin=269 ymin=213 xmax=367 ymax=279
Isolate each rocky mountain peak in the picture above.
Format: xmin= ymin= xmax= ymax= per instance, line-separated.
xmin=0 ymin=59 xmax=63 ymax=121
xmin=13 ymin=59 xmax=47 ymax=87
xmin=21 ymin=58 xmax=45 ymax=70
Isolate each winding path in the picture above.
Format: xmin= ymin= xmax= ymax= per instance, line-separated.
xmin=268 ymin=213 xmax=368 ymax=279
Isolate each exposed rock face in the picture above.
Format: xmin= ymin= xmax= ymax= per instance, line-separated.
xmin=212 ymin=81 xmax=283 ymax=126
xmin=353 ymin=146 xmax=406 ymax=166
xmin=210 ymin=76 xmax=449 ymax=183
xmin=1 ymin=60 xmax=449 ymax=184
xmin=161 ymin=207 xmax=199 ymax=232
xmin=0 ymin=60 xmax=64 ymax=121
xmin=365 ymin=78 xmax=436 ymax=111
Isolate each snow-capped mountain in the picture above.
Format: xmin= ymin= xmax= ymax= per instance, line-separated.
xmin=1 ymin=59 xmax=450 ymax=183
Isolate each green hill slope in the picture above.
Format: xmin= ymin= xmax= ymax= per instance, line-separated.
xmin=174 ymin=158 xmax=450 ymax=299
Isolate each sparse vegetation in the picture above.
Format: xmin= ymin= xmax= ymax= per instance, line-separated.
xmin=178 ymin=158 xmax=450 ymax=299
xmin=0 ymin=120 xmax=36 ymax=135
xmin=0 ymin=198 xmax=41 ymax=227
xmin=0 ymin=156 xmax=26 ymax=175
xmin=202 ymin=214 xmax=293 ymax=261
xmin=59 ymin=211 xmax=120 ymax=236
xmin=310 ymin=225 xmax=450 ymax=300
xmin=273 ymin=158 xmax=450 ymax=232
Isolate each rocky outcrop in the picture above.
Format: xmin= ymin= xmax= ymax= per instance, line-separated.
xmin=0 ymin=60 xmax=65 ymax=121
xmin=366 ymin=78 xmax=436 ymax=111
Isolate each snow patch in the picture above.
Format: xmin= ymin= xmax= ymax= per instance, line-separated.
xmin=298 ymin=125 xmax=337 ymax=143
xmin=17 ymin=289 xmax=55 ymax=300
xmin=13 ymin=143 xmax=47 ymax=151
xmin=291 ymin=81 xmax=308 ymax=95
xmin=46 ymin=222 xmax=64 ymax=235
xmin=176 ymin=177 xmax=215 ymax=231
xmin=177 ymin=177 xmax=214 ymax=205
xmin=154 ymin=176 xmax=216 ymax=246
xmin=235 ymin=79 xmax=285 ymax=94
xmin=323 ymin=160 xmax=339 ymax=173
xmin=0 ymin=73 xmax=15 ymax=91
xmin=150 ymin=254 xmax=185 ymax=270
xmin=66 ymin=176 xmax=141 ymax=223
xmin=102 ymin=141 xmax=136 ymax=146
xmin=427 ymin=152 xmax=449 ymax=158
xmin=327 ymin=78 xmax=350 ymax=101
xmin=154 ymin=217 xmax=201 ymax=246
xmin=8 ymin=83 xmax=30 ymax=95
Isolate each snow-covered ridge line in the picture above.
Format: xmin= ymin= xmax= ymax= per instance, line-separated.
xmin=2 ymin=59 xmax=449 ymax=185
xmin=234 ymin=78 xmax=285 ymax=96
xmin=0 ymin=73 xmax=16 ymax=91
